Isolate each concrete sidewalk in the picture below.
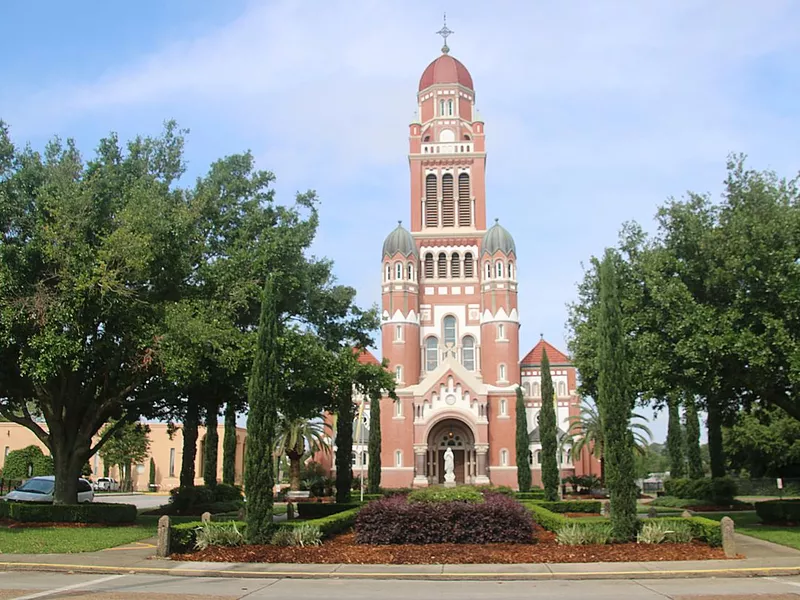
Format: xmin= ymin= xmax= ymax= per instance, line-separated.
xmin=0 ymin=534 xmax=798 ymax=581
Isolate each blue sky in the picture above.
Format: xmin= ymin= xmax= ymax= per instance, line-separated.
xmin=2 ymin=0 xmax=799 ymax=442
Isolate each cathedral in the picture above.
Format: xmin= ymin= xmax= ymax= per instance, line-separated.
xmin=317 ymin=35 xmax=599 ymax=490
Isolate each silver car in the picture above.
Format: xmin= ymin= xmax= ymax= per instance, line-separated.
xmin=5 ymin=476 xmax=94 ymax=503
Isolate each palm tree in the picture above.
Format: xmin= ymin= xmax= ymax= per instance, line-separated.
xmin=274 ymin=417 xmax=331 ymax=491
xmin=566 ymin=399 xmax=652 ymax=483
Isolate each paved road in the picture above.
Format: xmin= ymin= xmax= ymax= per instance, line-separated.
xmin=95 ymin=494 xmax=168 ymax=510
xmin=0 ymin=573 xmax=799 ymax=599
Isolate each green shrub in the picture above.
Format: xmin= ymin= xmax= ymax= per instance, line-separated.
xmin=5 ymin=502 xmax=136 ymax=524
xmin=652 ymin=516 xmax=722 ymax=546
xmin=649 ymin=496 xmax=705 ymax=508
xmin=523 ymin=502 xmax=569 ymax=532
xmin=667 ymin=521 xmax=695 ymax=544
xmin=514 ymin=491 xmax=546 ymax=500
xmin=664 ymin=477 xmax=738 ymax=504
xmin=282 ymin=507 xmax=360 ymax=538
xmin=194 ymin=521 xmax=244 ymax=550
xmin=0 ymin=501 xmax=8 ymax=518
xmin=475 ymin=484 xmax=514 ymax=496
xmin=271 ymin=524 xmax=322 ymax=547
xmin=169 ymin=485 xmax=243 ymax=513
xmin=2 ymin=446 xmax=54 ymax=480
xmin=637 ymin=521 xmax=674 ymax=544
xmin=528 ymin=500 xmax=602 ymax=514
xmin=755 ymin=499 xmax=800 ymax=524
xmin=407 ymin=486 xmax=484 ymax=504
xmin=557 ymin=521 xmax=614 ymax=545
xmin=296 ymin=502 xmax=360 ymax=519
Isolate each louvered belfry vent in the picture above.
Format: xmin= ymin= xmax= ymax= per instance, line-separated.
xmin=458 ymin=173 xmax=471 ymax=226
xmin=425 ymin=253 xmax=434 ymax=278
xmin=464 ymin=252 xmax=474 ymax=278
xmin=451 ymin=253 xmax=461 ymax=278
xmin=425 ymin=174 xmax=438 ymax=227
xmin=442 ymin=173 xmax=455 ymax=227
xmin=437 ymin=253 xmax=447 ymax=278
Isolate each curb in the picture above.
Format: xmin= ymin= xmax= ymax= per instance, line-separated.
xmin=0 ymin=562 xmax=799 ymax=581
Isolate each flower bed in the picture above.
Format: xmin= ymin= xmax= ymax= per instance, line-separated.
xmin=355 ymin=493 xmax=535 ymax=545
xmin=173 ymin=529 xmax=728 ymax=564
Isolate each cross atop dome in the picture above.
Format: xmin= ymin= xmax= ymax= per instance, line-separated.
xmin=436 ymin=13 xmax=454 ymax=54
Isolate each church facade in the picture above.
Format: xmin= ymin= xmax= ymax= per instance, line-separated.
xmin=317 ymin=42 xmax=599 ymax=490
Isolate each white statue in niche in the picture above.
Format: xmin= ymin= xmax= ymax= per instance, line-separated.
xmin=443 ymin=447 xmax=456 ymax=487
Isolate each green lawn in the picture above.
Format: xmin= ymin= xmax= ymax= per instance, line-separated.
xmin=0 ymin=523 xmax=158 ymax=554
xmin=704 ymin=511 xmax=800 ymax=551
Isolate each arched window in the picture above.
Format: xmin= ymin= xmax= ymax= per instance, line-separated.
xmin=528 ymin=450 xmax=533 ymax=465
xmin=443 ymin=315 xmax=456 ymax=346
xmin=533 ymin=382 xmax=541 ymax=397
xmin=498 ymin=323 xmax=505 ymax=339
xmin=462 ymin=336 xmax=475 ymax=370
xmin=385 ymin=264 xmax=391 ymax=281
xmin=441 ymin=173 xmax=454 ymax=227
xmin=352 ymin=452 xmax=358 ymax=466
xmin=485 ymin=262 xmax=492 ymax=279
xmin=535 ymin=450 xmax=542 ymax=465
xmin=437 ymin=252 xmax=447 ymax=278
xmin=423 ymin=135 xmax=431 ymax=142
xmin=464 ymin=252 xmax=474 ymax=278
xmin=425 ymin=174 xmax=438 ymax=227
xmin=407 ymin=263 xmax=414 ymax=281
xmin=508 ymin=261 xmax=514 ymax=280
xmin=500 ymin=398 xmax=507 ymax=416
xmin=499 ymin=364 xmax=507 ymax=382
xmin=395 ymin=263 xmax=402 ymax=280
xmin=558 ymin=381 xmax=567 ymax=397
xmin=500 ymin=449 xmax=508 ymax=466
xmin=447 ymin=99 xmax=454 ymax=116
xmin=522 ymin=382 xmax=531 ymax=396
xmin=439 ymin=99 xmax=445 ymax=116
xmin=395 ymin=325 xmax=403 ymax=341
xmin=496 ymin=261 xmax=504 ymax=278
xmin=424 ymin=253 xmax=434 ymax=278
xmin=450 ymin=253 xmax=461 ymax=278
xmin=395 ymin=450 xmax=403 ymax=467
xmin=395 ymin=365 xmax=403 ymax=383
xmin=394 ymin=399 xmax=402 ymax=417
xmin=425 ymin=337 xmax=439 ymax=371
xmin=458 ymin=173 xmax=471 ymax=226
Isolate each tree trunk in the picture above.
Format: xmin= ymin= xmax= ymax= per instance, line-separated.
xmin=684 ymin=397 xmax=704 ymax=479
xmin=203 ymin=399 xmax=219 ymax=487
xmin=707 ymin=400 xmax=726 ymax=478
xmin=180 ymin=400 xmax=200 ymax=488
xmin=222 ymin=402 xmax=237 ymax=485
xmin=666 ymin=394 xmax=685 ymax=478
xmin=49 ymin=422 xmax=91 ymax=505
xmin=288 ymin=452 xmax=302 ymax=491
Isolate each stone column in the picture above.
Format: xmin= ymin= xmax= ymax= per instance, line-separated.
xmin=720 ymin=516 xmax=737 ymax=558
xmin=475 ymin=444 xmax=490 ymax=485
xmin=413 ymin=444 xmax=428 ymax=486
xmin=156 ymin=515 xmax=171 ymax=558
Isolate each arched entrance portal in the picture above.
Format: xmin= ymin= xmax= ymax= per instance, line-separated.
xmin=426 ymin=419 xmax=476 ymax=485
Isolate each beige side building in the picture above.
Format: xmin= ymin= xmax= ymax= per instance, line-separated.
xmin=0 ymin=421 xmax=247 ymax=491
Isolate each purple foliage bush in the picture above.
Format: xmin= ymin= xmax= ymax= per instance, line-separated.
xmin=355 ymin=492 xmax=536 ymax=545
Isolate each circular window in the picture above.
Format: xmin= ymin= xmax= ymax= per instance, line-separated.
xmin=445 ymin=394 xmax=456 ymax=406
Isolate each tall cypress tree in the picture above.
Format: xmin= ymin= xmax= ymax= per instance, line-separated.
xmin=203 ymin=400 xmax=219 ymax=487
xmin=245 ymin=275 xmax=279 ymax=543
xmin=367 ymin=392 xmax=382 ymax=494
xmin=597 ymin=250 xmax=638 ymax=541
xmin=335 ymin=382 xmax=355 ymax=503
xmin=707 ymin=399 xmax=726 ymax=478
xmin=222 ymin=402 xmax=237 ymax=485
xmin=666 ymin=394 xmax=685 ymax=478
xmin=515 ymin=386 xmax=532 ymax=492
xmin=539 ymin=349 xmax=559 ymax=501
xmin=684 ymin=396 xmax=704 ymax=479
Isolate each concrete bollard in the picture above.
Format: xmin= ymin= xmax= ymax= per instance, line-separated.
xmin=681 ymin=509 xmax=694 ymax=518
xmin=601 ymin=500 xmax=611 ymax=517
xmin=201 ymin=511 xmax=212 ymax=523
xmin=720 ymin=516 xmax=737 ymax=558
xmin=156 ymin=515 xmax=171 ymax=558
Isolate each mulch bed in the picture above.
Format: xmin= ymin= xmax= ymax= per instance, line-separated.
xmin=172 ymin=526 xmax=729 ymax=564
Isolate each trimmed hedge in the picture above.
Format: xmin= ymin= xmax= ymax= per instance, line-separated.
xmin=755 ymin=499 xmax=800 ymax=524
xmin=2 ymin=501 xmax=137 ymax=524
xmin=664 ymin=477 xmax=738 ymax=504
xmin=528 ymin=500 xmax=601 ymax=514
xmin=170 ymin=507 xmax=361 ymax=554
xmin=356 ymin=494 xmax=534 ymax=545
xmin=169 ymin=484 xmax=244 ymax=513
xmin=524 ymin=502 xmax=569 ymax=532
xmin=652 ymin=516 xmax=722 ymax=547
xmin=407 ymin=486 xmax=484 ymax=504
xmin=296 ymin=502 xmax=360 ymax=519
xmin=514 ymin=491 xmax=546 ymax=500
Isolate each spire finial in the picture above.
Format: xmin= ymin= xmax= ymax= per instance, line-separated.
xmin=436 ymin=13 xmax=454 ymax=54
xmin=397 ymin=220 xmax=402 ymax=227
xmin=494 ymin=217 xmax=499 ymax=224
xmin=540 ymin=332 xmax=544 ymax=340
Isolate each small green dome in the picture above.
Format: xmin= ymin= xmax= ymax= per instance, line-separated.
xmin=383 ymin=222 xmax=418 ymax=258
xmin=481 ymin=219 xmax=516 ymax=256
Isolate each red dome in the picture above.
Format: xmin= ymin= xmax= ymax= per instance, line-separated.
xmin=418 ymin=54 xmax=473 ymax=91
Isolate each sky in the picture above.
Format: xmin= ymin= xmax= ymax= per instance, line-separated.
xmin=2 ymin=0 xmax=799 ymax=442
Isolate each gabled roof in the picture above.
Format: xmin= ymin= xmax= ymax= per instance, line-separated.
xmin=355 ymin=348 xmax=381 ymax=366
xmin=528 ymin=426 xmax=569 ymax=444
xmin=521 ymin=339 xmax=571 ymax=366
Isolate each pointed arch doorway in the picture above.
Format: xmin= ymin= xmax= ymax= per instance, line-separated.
xmin=426 ymin=418 xmax=475 ymax=485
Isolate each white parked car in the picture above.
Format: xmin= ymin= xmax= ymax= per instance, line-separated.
xmin=5 ymin=476 xmax=94 ymax=503
xmin=93 ymin=477 xmax=120 ymax=492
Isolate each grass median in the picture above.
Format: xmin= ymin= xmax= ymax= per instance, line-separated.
xmin=704 ymin=510 xmax=800 ymax=551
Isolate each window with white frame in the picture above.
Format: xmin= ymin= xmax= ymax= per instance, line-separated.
xmin=528 ymin=450 xmax=533 ymax=465
xmin=496 ymin=261 xmax=504 ymax=278
xmin=500 ymin=449 xmax=508 ymax=466
xmin=499 ymin=364 xmax=507 ymax=382
xmin=533 ymin=382 xmax=541 ymax=397
xmin=497 ymin=323 xmax=505 ymax=339
xmin=522 ymin=382 xmax=530 ymax=396
xmin=396 ymin=263 xmax=403 ymax=280
xmin=395 ymin=324 xmax=403 ymax=341
xmin=394 ymin=399 xmax=402 ymax=417
xmin=558 ymin=381 xmax=567 ymax=397
xmin=395 ymin=365 xmax=403 ymax=383
xmin=447 ymin=99 xmax=454 ymax=116
xmin=425 ymin=337 xmax=439 ymax=371
xmin=395 ymin=450 xmax=403 ymax=467
xmin=508 ymin=261 xmax=514 ymax=279
xmin=439 ymin=99 xmax=446 ymax=116
xmin=485 ymin=262 xmax=491 ymax=279
xmin=462 ymin=335 xmax=476 ymax=370
xmin=535 ymin=450 xmax=542 ymax=464
xmin=385 ymin=264 xmax=391 ymax=281
xmin=407 ymin=263 xmax=414 ymax=281
xmin=443 ymin=315 xmax=456 ymax=346
xmin=500 ymin=398 xmax=507 ymax=416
